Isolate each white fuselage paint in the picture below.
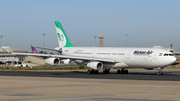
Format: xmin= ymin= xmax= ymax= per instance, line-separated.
xmin=61 ymin=47 xmax=176 ymax=68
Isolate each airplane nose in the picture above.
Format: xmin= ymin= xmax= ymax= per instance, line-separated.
xmin=170 ymin=56 xmax=177 ymax=64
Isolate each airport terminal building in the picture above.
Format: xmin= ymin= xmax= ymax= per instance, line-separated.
xmin=0 ymin=46 xmax=28 ymax=63
xmin=0 ymin=46 xmax=45 ymax=66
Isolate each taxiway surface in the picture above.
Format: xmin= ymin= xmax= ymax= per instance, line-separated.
xmin=0 ymin=69 xmax=180 ymax=101
xmin=0 ymin=68 xmax=180 ymax=81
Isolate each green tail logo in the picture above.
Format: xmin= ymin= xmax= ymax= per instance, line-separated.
xmin=55 ymin=21 xmax=74 ymax=47
xmin=170 ymin=44 xmax=172 ymax=49
xmin=57 ymin=33 xmax=64 ymax=41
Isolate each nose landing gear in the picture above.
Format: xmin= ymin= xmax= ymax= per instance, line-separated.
xmin=158 ymin=67 xmax=163 ymax=75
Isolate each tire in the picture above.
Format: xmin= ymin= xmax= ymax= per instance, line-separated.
xmin=106 ymin=70 xmax=109 ymax=74
xmin=103 ymin=70 xmax=109 ymax=74
xmin=103 ymin=70 xmax=106 ymax=74
xmin=95 ymin=70 xmax=99 ymax=74
xmin=124 ymin=70 xmax=128 ymax=74
xmin=158 ymin=72 xmax=163 ymax=76
xmin=121 ymin=69 xmax=124 ymax=74
xmin=91 ymin=70 xmax=94 ymax=74
xmin=117 ymin=70 xmax=120 ymax=74
xmin=87 ymin=70 xmax=91 ymax=74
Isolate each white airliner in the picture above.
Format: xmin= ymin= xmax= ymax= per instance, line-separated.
xmin=12 ymin=21 xmax=176 ymax=75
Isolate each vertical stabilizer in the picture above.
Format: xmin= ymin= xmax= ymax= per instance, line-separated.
xmin=54 ymin=21 xmax=74 ymax=47
xmin=30 ymin=45 xmax=39 ymax=53
xmin=170 ymin=44 xmax=173 ymax=49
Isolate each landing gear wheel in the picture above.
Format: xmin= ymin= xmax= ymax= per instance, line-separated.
xmin=87 ymin=70 xmax=91 ymax=74
xmin=103 ymin=70 xmax=109 ymax=74
xmin=124 ymin=70 xmax=128 ymax=74
xmin=117 ymin=70 xmax=120 ymax=74
xmin=94 ymin=70 xmax=99 ymax=74
xmin=158 ymin=67 xmax=163 ymax=76
xmin=158 ymin=72 xmax=163 ymax=76
xmin=91 ymin=70 xmax=94 ymax=74
xmin=88 ymin=69 xmax=98 ymax=74
xmin=106 ymin=70 xmax=109 ymax=74
xmin=121 ymin=69 xmax=125 ymax=74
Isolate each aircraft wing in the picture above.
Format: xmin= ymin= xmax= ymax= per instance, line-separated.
xmin=35 ymin=47 xmax=62 ymax=52
xmin=11 ymin=52 xmax=116 ymax=63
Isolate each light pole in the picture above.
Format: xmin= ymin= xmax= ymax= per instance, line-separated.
xmin=93 ymin=36 xmax=97 ymax=47
xmin=0 ymin=35 xmax=3 ymax=47
xmin=125 ymin=34 xmax=128 ymax=47
xmin=42 ymin=33 xmax=46 ymax=47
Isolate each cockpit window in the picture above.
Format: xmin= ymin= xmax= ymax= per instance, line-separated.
xmin=164 ymin=53 xmax=174 ymax=56
xmin=169 ymin=54 xmax=174 ymax=56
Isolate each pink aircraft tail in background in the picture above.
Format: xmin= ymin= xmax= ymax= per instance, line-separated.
xmin=30 ymin=45 xmax=39 ymax=54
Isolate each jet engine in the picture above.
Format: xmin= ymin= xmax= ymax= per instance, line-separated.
xmin=44 ymin=58 xmax=60 ymax=65
xmin=61 ymin=59 xmax=71 ymax=64
xmin=87 ymin=62 xmax=103 ymax=70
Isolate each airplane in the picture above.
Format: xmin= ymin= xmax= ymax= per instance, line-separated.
xmin=30 ymin=45 xmax=71 ymax=64
xmin=11 ymin=21 xmax=176 ymax=75
xmin=30 ymin=45 xmax=39 ymax=53
xmin=170 ymin=44 xmax=173 ymax=49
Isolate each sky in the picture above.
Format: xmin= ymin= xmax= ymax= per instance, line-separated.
xmin=0 ymin=0 xmax=180 ymax=52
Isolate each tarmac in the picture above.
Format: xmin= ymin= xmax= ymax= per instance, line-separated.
xmin=0 ymin=68 xmax=180 ymax=101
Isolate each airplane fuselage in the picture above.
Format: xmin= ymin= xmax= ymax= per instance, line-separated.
xmin=61 ymin=47 xmax=176 ymax=68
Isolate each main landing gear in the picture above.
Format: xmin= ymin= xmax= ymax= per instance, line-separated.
xmin=117 ymin=68 xmax=128 ymax=74
xmin=158 ymin=67 xmax=163 ymax=76
xmin=87 ymin=69 xmax=99 ymax=74
xmin=103 ymin=68 xmax=110 ymax=74
xmin=87 ymin=68 xmax=129 ymax=74
xmin=87 ymin=68 xmax=110 ymax=74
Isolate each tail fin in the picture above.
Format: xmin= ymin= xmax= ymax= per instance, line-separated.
xmin=170 ymin=44 xmax=173 ymax=49
xmin=30 ymin=45 xmax=39 ymax=54
xmin=54 ymin=21 xmax=74 ymax=47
